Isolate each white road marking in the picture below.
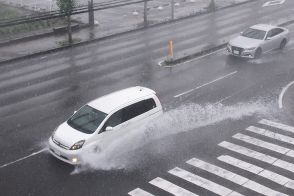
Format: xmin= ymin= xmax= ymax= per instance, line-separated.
xmin=169 ymin=167 xmax=240 ymax=196
xmin=232 ymin=133 xmax=294 ymax=156
xmin=263 ymin=0 xmax=286 ymax=7
xmin=174 ymin=71 xmax=237 ymax=98
xmin=218 ymin=155 xmax=263 ymax=174
xmin=278 ymin=81 xmax=294 ymax=109
xmin=186 ymin=158 xmax=247 ymax=185
xmin=128 ymin=188 xmax=155 ymax=196
xmin=218 ymin=141 xmax=277 ymax=164
xmin=149 ymin=177 xmax=198 ymax=196
xmin=187 ymin=158 xmax=287 ymax=196
xmin=246 ymin=126 xmax=294 ymax=146
xmin=219 ymin=141 xmax=294 ymax=174
xmin=0 ymin=148 xmax=47 ymax=169
xmin=259 ymin=119 xmax=294 ymax=133
xmin=218 ymin=155 xmax=294 ymax=190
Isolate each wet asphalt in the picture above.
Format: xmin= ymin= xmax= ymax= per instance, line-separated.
xmin=2 ymin=1 xmax=294 ymax=196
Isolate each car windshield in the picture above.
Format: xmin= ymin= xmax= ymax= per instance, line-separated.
xmin=67 ymin=105 xmax=107 ymax=134
xmin=241 ymin=28 xmax=266 ymax=40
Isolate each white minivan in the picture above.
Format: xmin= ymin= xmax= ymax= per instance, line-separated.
xmin=48 ymin=86 xmax=163 ymax=165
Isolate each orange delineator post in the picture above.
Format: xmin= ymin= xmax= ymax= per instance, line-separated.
xmin=168 ymin=40 xmax=174 ymax=61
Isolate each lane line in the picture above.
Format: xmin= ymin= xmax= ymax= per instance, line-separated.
xmin=218 ymin=155 xmax=294 ymax=190
xmin=128 ymin=188 xmax=155 ymax=196
xmin=259 ymin=119 xmax=294 ymax=133
xmin=278 ymin=81 xmax=294 ymax=109
xmin=187 ymin=158 xmax=287 ymax=196
xmin=149 ymin=177 xmax=198 ymax=196
xmin=168 ymin=167 xmax=240 ymax=196
xmin=174 ymin=71 xmax=237 ymax=98
xmin=0 ymin=148 xmax=47 ymax=169
xmin=219 ymin=141 xmax=294 ymax=174
xmin=232 ymin=133 xmax=294 ymax=156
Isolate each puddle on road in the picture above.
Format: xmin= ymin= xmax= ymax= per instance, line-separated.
xmin=72 ymin=99 xmax=274 ymax=174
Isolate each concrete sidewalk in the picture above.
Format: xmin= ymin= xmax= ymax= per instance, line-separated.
xmin=0 ymin=0 xmax=291 ymax=64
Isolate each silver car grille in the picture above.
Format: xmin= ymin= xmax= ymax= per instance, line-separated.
xmin=52 ymin=137 xmax=70 ymax=150
xmin=232 ymin=46 xmax=244 ymax=53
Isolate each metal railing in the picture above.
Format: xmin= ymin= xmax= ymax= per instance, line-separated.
xmin=0 ymin=0 xmax=151 ymax=27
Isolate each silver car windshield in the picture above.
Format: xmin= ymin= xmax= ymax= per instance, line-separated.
xmin=241 ymin=28 xmax=266 ymax=40
xmin=67 ymin=105 xmax=107 ymax=134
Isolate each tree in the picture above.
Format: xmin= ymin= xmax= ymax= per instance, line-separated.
xmin=208 ymin=0 xmax=216 ymax=12
xmin=56 ymin=0 xmax=77 ymax=44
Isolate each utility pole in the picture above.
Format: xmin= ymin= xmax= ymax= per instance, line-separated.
xmin=143 ymin=0 xmax=148 ymax=27
xmin=88 ymin=0 xmax=94 ymax=26
xmin=171 ymin=0 xmax=174 ymax=20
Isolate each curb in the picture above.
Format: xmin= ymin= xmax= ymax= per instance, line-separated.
xmin=0 ymin=23 xmax=88 ymax=47
xmin=0 ymin=0 xmax=273 ymax=65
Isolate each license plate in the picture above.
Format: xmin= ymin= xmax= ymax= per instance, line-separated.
xmin=233 ymin=50 xmax=240 ymax=55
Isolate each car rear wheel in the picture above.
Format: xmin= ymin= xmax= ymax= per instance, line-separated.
xmin=280 ymin=39 xmax=287 ymax=49
xmin=254 ymin=48 xmax=262 ymax=59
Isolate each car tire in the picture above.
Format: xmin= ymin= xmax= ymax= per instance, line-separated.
xmin=280 ymin=39 xmax=287 ymax=49
xmin=254 ymin=48 xmax=262 ymax=59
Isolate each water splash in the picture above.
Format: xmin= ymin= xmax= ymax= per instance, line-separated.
xmin=72 ymin=100 xmax=273 ymax=174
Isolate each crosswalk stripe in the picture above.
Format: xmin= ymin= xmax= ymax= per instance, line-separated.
xmin=246 ymin=126 xmax=294 ymax=146
xmin=219 ymin=141 xmax=277 ymax=164
xmin=186 ymin=158 xmax=247 ymax=185
xmin=128 ymin=188 xmax=155 ymax=196
xmin=218 ymin=155 xmax=294 ymax=190
xmin=218 ymin=155 xmax=263 ymax=174
xmin=273 ymin=159 xmax=294 ymax=173
xmin=168 ymin=167 xmax=240 ymax=196
xmin=259 ymin=119 xmax=294 ymax=134
xmin=186 ymin=158 xmax=287 ymax=196
xmin=149 ymin=177 xmax=198 ymax=196
xmin=219 ymin=141 xmax=294 ymax=174
xmin=232 ymin=133 xmax=294 ymax=157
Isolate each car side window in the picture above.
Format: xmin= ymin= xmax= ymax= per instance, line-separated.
xmin=273 ymin=28 xmax=283 ymax=36
xmin=266 ymin=30 xmax=274 ymax=38
xmin=100 ymin=110 xmax=123 ymax=133
xmin=123 ymin=98 xmax=156 ymax=122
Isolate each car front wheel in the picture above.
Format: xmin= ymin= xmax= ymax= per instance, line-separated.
xmin=280 ymin=39 xmax=287 ymax=49
xmin=254 ymin=48 xmax=262 ymax=59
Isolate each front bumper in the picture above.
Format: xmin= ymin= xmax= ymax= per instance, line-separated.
xmin=48 ymin=137 xmax=82 ymax=165
xmin=226 ymin=46 xmax=255 ymax=59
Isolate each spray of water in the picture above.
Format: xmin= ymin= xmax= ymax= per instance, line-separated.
xmin=72 ymin=100 xmax=273 ymax=174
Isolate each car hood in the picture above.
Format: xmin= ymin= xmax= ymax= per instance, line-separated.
xmin=53 ymin=122 xmax=92 ymax=148
xmin=229 ymin=36 xmax=263 ymax=48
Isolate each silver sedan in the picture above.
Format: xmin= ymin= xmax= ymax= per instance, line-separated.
xmin=227 ymin=24 xmax=289 ymax=59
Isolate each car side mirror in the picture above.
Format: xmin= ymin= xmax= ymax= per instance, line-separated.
xmin=105 ymin=126 xmax=113 ymax=131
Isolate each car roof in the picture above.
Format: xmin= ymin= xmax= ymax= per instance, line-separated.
xmin=88 ymin=86 xmax=156 ymax=114
xmin=250 ymin=24 xmax=277 ymax=31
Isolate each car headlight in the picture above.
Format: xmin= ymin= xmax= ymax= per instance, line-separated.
xmin=70 ymin=140 xmax=85 ymax=150
xmin=244 ymin=47 xmax=256 ymax=51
